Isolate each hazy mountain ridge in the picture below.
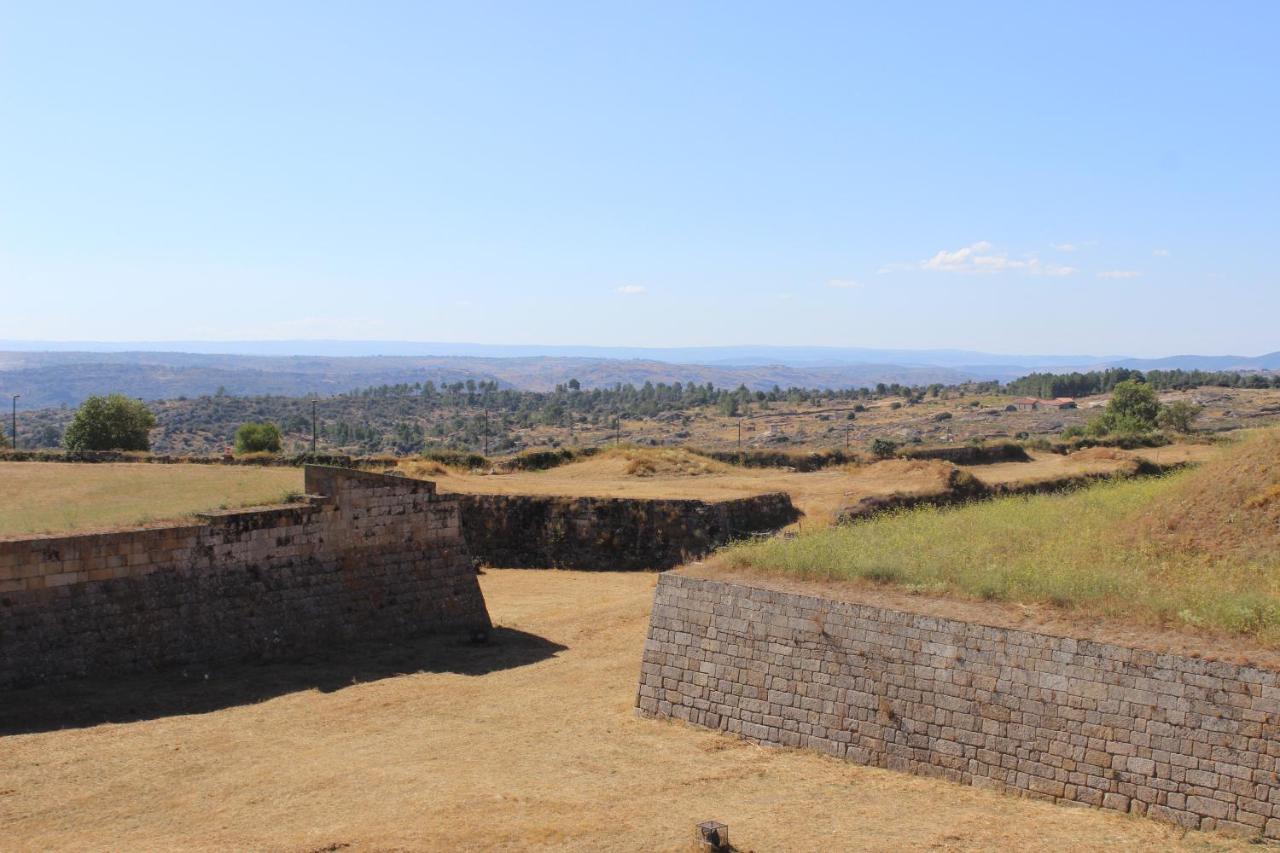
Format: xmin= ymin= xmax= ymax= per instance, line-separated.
xmin=0 ymin=345 xmax=1275 ymax=410
xmin=0 ymin=351 xmax=976 ymax=410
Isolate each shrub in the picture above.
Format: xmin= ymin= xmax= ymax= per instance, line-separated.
xmin=64 ymin=394 xmax=156 ymax=451
xmin=421 ymin=448 xmax=488 ymax=469
xmin=234 ymin=422 xmax=282 ymax=454
xmin=1158 ymin=400 xmax=1203 ymax=433
xmin=1087 ymin=380 xmax=1162 ymax=437
xmin=869 ymin=437 xmax=900 ymax=459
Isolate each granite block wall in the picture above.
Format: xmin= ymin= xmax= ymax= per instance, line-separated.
xmin=0 ymin=466 xmax=489 ymax=687
xmin=637 ymin=573 xmax=1280 ymax=839
xmin=457 ymin=492 xmax=799 ymax=570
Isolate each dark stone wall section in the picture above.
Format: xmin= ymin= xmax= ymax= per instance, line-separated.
xmin=457 ymin=492 xmax=799 ymax=571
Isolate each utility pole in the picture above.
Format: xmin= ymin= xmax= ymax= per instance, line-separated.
xmin=615 ymin=418 xmax=621 ymax=446
xmin=845 ymin=424 xmax=850 ymax=450
xmin=737 ymin=417 xmax=742 ymax=451
xmin=10 ymin=395 xmax=18 ymax=451
xmin=483 ymin=406 xmax=489 ymax=455
xmin=311 ymin=400 xmax=318 ymax=453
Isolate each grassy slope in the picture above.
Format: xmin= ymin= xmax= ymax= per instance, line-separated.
xmin=0 ymin=463 xmax=303 ymax=537
xmin=719 ymin=431 xmax=1280 ymax=643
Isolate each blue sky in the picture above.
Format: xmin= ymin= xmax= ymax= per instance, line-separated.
xmin=1 ymin=2 xmax=1276 ymax=356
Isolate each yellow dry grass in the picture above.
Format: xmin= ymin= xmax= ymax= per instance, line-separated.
xmin=0 ymin=570 xmax=1241 ymax=851
xmin=0 ymin=462 xmax=303 ymax=538
xmin=971 ymin=448 xmax=1143 ymax=486
xmin=403 ymin=451 xmax=960 ymax=525
xmin=1126 ymin=430 xmax=1280 ymax=565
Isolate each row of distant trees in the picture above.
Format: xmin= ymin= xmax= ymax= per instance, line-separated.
xmin=18 ymin=366 xmax=1268 ymax=453
xmin=1007 ymin=367 xmax=1280 ymax=399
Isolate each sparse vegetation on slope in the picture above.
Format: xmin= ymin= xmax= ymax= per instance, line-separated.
xmin=1124 ymin=429 xmax=1280 ymax=566
xmin=719 ymin=430 xmax=1280 ymax=643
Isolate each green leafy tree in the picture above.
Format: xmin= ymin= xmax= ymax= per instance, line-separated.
xmin=234 ymin=421 xmax=283 ymax=454
xmin=1087 ymin=380 xmax=1162 ymax=436
xmin=64 ymin=394 xmax=156 ymax=451
xmin=1157 ymin=400 xmax=1203 ymax=433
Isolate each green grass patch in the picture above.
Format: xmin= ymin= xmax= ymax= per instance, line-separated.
xmin=719 ymin=471 xmax=1280 ymax=643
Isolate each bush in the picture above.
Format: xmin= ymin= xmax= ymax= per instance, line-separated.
xmin=64 ymin=394 xmax=156 ymax=451
xmin=1158 ymin=400 xmax=1203 ymax=433
xmin=869 ymin=437 xmax=900 ymax=459
xmin=1087 ymin=380 xmax=1162 ymax=437
xmin=421 ymin=448 xmax=489 ymax=469
xmin=234 ymin=422 xmax=283 ymax=454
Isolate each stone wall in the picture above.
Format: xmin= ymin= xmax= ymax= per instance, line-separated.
xmin=457 ymin=492 xmax=798 ymax=571
xmin=637 ymin=573 xmax=1280 ymax=839
xmin=0 ymin=466 xmax=489 ymax=687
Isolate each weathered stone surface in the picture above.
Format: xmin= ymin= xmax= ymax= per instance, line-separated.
xmin=457 ymin=492 xmax=798 ymax=570
xmin=637 ymin=573 xmax=1280 ymax=840
xmin=0 ymin=466 xmax=490 ymax=687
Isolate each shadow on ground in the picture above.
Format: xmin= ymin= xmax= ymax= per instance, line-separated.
xmin=0 ymin=626 xmax=564 ymax=736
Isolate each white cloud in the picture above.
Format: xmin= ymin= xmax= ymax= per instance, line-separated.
xmin=825 ymin=278 xmax=863 ymax=290
xmin=892 ymin=241 xmax=1076 ymax=277
xmin=1153 ymin=248 xmax=1170 ymax=257
xmin=616 ymin=284 xmax=647 ymax=295
xmin=1052 ymin=243 xmax=1078 ymax=252
xmin=921 ymin=241 xmax=993 ymax=272
xmin=1097 ymin=270 xmax=1142 ymax=279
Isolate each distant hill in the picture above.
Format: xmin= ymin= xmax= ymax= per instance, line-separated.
xmin=0 ymin=351 xmax=976 ymax=410
xmin=0 ymin=343 xmax=1275 ymax=410
xmin=1108 ymin=352 xmax=1280 ymax=371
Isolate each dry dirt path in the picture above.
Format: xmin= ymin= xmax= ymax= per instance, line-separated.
xmin=0 ymin=570 xmax=1244 ymax=851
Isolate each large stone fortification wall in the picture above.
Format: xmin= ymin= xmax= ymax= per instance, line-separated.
xmin=0 ymin=467 xmax=489 ymax=688
xmin=457 ymin=492 xmax=798 ymax=571
xmin=638 ymin=573 xmax=1280 ymax=839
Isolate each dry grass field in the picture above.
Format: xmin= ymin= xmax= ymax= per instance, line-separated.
xmin=406 ymin=449 xmax=963 ymax=525
xmin=0 ymin=570 xmax=1243 ymax=852
xmin=0 ymin=462 xmax=302 ymax=538
xmin=0 ymin=441 xmax=1194 ymax=539
xmin=406 ymin=445 xmax=1179 ymax=525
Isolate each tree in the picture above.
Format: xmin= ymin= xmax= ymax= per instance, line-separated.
xmin=1157 ymin=400 xmax=1203 ymax=433
xmin=1087 ymin=380 xmax=1161 ymax=435
xmin=64 ymin=394 xmax=156 ymax=451
xmin=234 ymin=421 xmax=283 ymax=454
